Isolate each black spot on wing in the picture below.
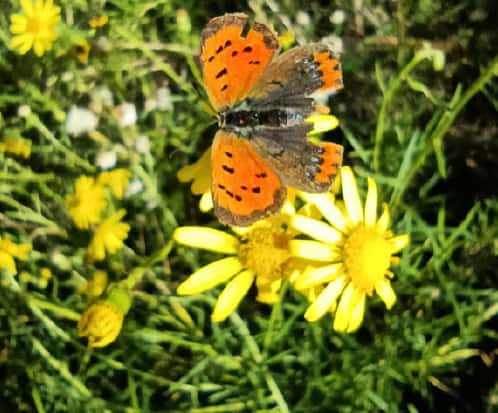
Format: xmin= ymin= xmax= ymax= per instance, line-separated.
xmin=222 ymin=165 xmax=234 ymax=174
xmin=221 ymin=84 xmax=228 ymax=91
xmin=243 ymin=46 xmax=253 ymax=53
xmin=216 ymin=68 xmax=228 ymax=78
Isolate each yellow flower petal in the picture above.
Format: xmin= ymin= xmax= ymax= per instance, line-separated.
xmin=377 ymin=203 xmax=390 ymax=232
xmin=33 ymin=38 xmax=44 ymax=56
xmin=177 ymin=257 xmax=243 ymax=295
xmin=333 ymin=282 xmax=357 ymax=332
xmin=295 ymin=263 xmax=343 ymax=290
xmin=290 ymin=215 xmax=342 ymax=244
xmin=191 ymin=172 xmax=211 ymax=195
xmin=364 ymin=177 xmax=378 ymax=226
xmin=199 ymin=192 xmax=214 ymax=212
xmin=211 ymin=270 xmax=255 ymax=322
xmin=304 ymin=275 xmax=347 ymax=321
xmin=305 ymin=114 xmax=340 ymax=136
xmin=390 ymin=234 xmax=409 ymax=254
xmin=173 ymin=226 xmax=239 ymax=254
xmin=11 ymin=33 xmax=32 ymax=47
xmin=375 ymin=279 xmax=396 ymax=309
xmin=21 ymin=0 xmax=34 ymax=16
xmin=289 ymin=240 xmax=339 ymax=262
xmin=0 ymin=251 xmax=17 ymax=274
xmin=341 ymin=166 xmax=363 ymax=225
xmin=345 ymin=291 xmax=366 ymax=332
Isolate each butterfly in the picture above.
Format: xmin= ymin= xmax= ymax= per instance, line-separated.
xmin=200 ymin=13 xmax=344 ymax=226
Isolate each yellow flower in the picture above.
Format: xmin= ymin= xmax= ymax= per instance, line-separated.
xmin=289 ymin=166 xmax=409 ymax=333
xmin=82 ymin=270 xmax=108 ymax=298
xmin=278 ymin=30 xmax=295 ymax=50
xmin=73 ymin=39 xmax=90 ymax=64
xmin=10 ymin=0 xmax=61 ymax=57
xmin=177 ymin=147 xmax=213 ymax=212
xmin=89 ymin=15 xmax=108 ymax=29
xmin=0 ymin=238 xmax=32 ymax=275
xmin=174 ymin=215 xmax=298 ymax=322
xmin=65 ymin=176 xmax=107 ymax=229
xmin=0 ymin=138 xmax=31 ymax=158
xmin=177 ymin=115 xmax=340 ymax=212
xmin=87 ymin=209 xmax=130 ymax=262
xmin=98 ymin=169 xmax=131 ymax=199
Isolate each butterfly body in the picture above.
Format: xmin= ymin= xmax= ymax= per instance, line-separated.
xmin=200 ymin=14 xmax=344 ymax=226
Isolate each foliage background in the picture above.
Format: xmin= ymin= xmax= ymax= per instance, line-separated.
xmin=1 ymin=0 xmax=498 ymax=412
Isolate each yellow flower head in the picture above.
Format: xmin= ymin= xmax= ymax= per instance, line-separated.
xmin=87 ymin=209 xmax=130 ymax=262
xmin=78 ymin=287 xmax=131 ymax=348
xmin=65 ymin=176 xmax=107 ymax=229
xmin=10 ymin=0 xmax=61 ymax=57
xmin=278 ymin=30 xmax=295 ymax=50
xmin=0 ymin=238 xmax=32 ymax=275
xmin=174 ymin=215 xmax=298 ymax=322
xmin=89 ymin=15 xmax=108 ymax=29
xmin=0 ymin=138 xmax=31 ymax=158
xmin=290 ymin=166 xmax=409 ymax=333
xmin=98 ymin=168 xmax=131 ymax=199
xmin=82 ymin=270 xmax=108 ymax=298
xmin=73 ymin=39 xmax=90 ymax=64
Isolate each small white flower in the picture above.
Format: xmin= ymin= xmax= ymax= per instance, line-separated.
xmin=125 ymin=178 xmax=143 ymax=197
xmin=321 ymin=35 xmax=344 ymax=54
xmin=90 ymin=87 xmax=114 ymax=114
xmin=114 ymin=102 xmax=137 ymax=128
xmin=96 ymin=151 xmax=117 ymax=170
xmin=296 ymin=11 xmax=311 ymax=26
xmin=156 ymin=87 xmax=173 ymax=111
xmin=66 ymin=106 xmax=98 ymax=136
xmin=330 ymin=9 xmax=346 ymax=25
xmin=144 ymin=98 xmax=157 ymax=113
xmin=135 ymin=135 xmax=150 ymax=154
xmin=17 ymin=104 xmax=31 ymax=118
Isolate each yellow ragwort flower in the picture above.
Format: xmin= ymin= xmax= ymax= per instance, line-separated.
xmin=89 ymin=15 xmax=108 ymax=29
xmin=0 ymin=238 xmax=32 ymax=275
xmin=82 ymin=270 xmax=108 ymax=298
xmin=10 ymin=0 xmax=61 ymax=57
xmin=174 ymin=214 xmax=299 ymax=322
xmin=78 ymin=287 xmax=131 ymax=348
xmin=177 ymin=147 xmax=213 ymax=212
xmin=73 ymin=39 xmax=90 ymax=64
xmin=98 ymin=168 xmax=131 ymax=199
xmin=87 ymin=209 xmax=130 ymax=262
xmin=0 ymin=138 xmax=31 ymax=158
xmin=289 ymin=166 xmax=409 ymax=333
xmin=65 ymin=176 xmax=107 ymax=229
xmin=278 ymin=30 xmax=295 ymax=50
xmin=177 ymin=114 xmax=340 ymax=213
xmin=78 ymin=301 xmax=123 ymax=347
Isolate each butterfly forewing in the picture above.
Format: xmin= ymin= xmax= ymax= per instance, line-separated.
xmin=200 ymin=14 xmax=279 ymax=112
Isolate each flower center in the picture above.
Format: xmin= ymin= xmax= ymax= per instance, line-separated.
xmin=343 ymin=226 xmax=392 ymax=295
xmin=27 ymin=17 xmax=43 ymax=34
xmin=238 ymin=219 xmax=290 ymax=281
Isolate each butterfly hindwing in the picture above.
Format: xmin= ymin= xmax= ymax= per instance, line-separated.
xmin=251 ymin=129 xmax=343 ymax=193
xmin=200 ymin=14 xmax=279 ymax=112
xmin=211 ymin=129 xmax=286 ymax=226
xmin=250 ymin=44 xmax=343 ymax=103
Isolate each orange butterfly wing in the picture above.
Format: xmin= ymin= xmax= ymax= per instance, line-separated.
xmin=211 ymin=130 xmax=286 ymax=226
xmin=200 ymin=14 xmax=279 ymax=112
